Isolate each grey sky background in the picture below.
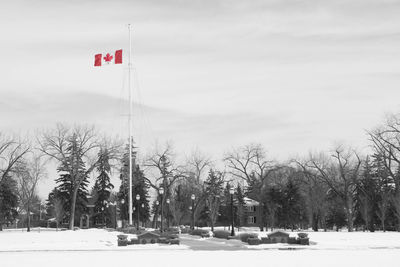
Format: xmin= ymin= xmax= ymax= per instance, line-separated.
xmin=2 ymin=0 xmax=400 ymax=198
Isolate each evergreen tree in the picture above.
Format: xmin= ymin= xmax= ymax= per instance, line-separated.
xmin=0 ymin=175 xmax=19 ymax=230
xmin=282 ymin=179 xmax=303 ymax=230
xmin=372 ymin=154 xmax=392 ymax=231
xmin=267 ymin=186 xmax=285 ymax=230
xmin=55 ymin=136 xmax=89 ymax=226
xmin=235 ymin=183 xmax=245 ymax=229
xmin=326 ymin=191 xmax=347 ymax=230
xmin=356 ymin=157 xmax=378 ymax=232
xmin=118 ymin=144 xmax=150 ymax=226
xmin=204 ymin=169 xmax=225 ymax=231
xmin=92 ymin=149 xmax=114 ymax=225
xmin=132 ymin=169 xmax=151 ymax=226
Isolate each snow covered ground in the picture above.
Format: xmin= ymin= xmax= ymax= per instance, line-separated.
xmin=1 ymin=228 xmax=399 ymax=267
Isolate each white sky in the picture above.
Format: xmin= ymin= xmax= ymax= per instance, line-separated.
xmin=2 ymin=0 xmax=400 ymax=198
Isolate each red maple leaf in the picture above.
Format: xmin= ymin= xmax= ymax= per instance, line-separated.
xmin=103 ymin=53 xmax=113 ymax=63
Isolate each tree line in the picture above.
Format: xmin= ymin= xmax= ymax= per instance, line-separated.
xmin=1 ymin=113 xmax=400 ymax=232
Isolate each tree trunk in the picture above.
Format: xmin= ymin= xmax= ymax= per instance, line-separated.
xmin=312 ymin=212 xmax=319 ymax=232
xmin=27 ymin=203 xmax=31 ymax=232
xmin=152 ymin=205 xmax=159 ymax=229
xmin=346 ymin=208 xmax=354 ymax=232
xmin=259 ymin=204 xmax=264 ymax=231
xmin=69 ymin=187 xmax=79 ymax=230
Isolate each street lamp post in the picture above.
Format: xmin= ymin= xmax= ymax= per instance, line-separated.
xmin=229 ymin=187 xmax=235 ymax=236
xmin=136 ymin=194 xmax=140 ymax=231
xmin=141 ymin=203 xmax=145 ymax=227
xmin=160 ymin=187 xmax=164 ymax=232
xmin=108 ymin=201 xmax=117 ymax=229
xmin=155 ymin=200 xmax=159 ymax=229
xmin=103 ymin=200 xmax=108 ymax=227
xmin=191 ymin=194 xmax=195 ymax=230
xmin=121 ymin=199 xmax=125 ymax=228
xmin=166 ymin=198 xmax=170 ymax=229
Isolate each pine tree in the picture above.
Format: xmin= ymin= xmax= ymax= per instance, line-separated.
xmin=267 ymin=186 xmax=284 ymax=230
xmin=235 ymin=183 xmax=245 ymax=229
xmin=204 ymin=169 xmax=224 ymax=231
xmin=55 ymin=136 xmax=89 ymax=226
xmin=0 ymin=175 xmax=19 ymax=230
xmin=118 ymin=144 xmax=150 ymax=226
xmin=282 ymin=179 xmax=303 ymax=230
xmin=132 ymin=168 xmax=151 ymax=226
xmin=356 ymin=157 xmax=378 ymax=232
xmin=372 ymin=154 xmax=392 ymax=231
xmin=92 ymin=148 xmax=114 ymax=226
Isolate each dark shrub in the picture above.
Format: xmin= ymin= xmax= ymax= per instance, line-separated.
xmin=298 ymin=238 xmax=309 ymax=245
xmin=213 ymin=230 xmax=230 ymax=239
xmin=247 ymin=238 xmax=261 ymax=245
xmin=201 ymin=232 xmax=211 ymax=238
xmin=261 ymin=237 xmax=271 ymax=244
xmin=158 ymin=237 xmax=168 ymax=244
xmin=170 ymin=239 xmax=180 ymax=245
xmin=190 ymin=229 xmax=209 ymax=236
xmin=117 ymin=234 xmax=128 ymax=246
xmin=297 ymin=233 xmax=308 ymax=238
xmin=239 ymin=233 xmax=258 ymax=242
xmin=164 ymin=227 xmax=180 ymax=234
xmin=130 ymin=239 xmax=140 ymax=245
xmin=288 ymin=237 xmax=297 ymax=244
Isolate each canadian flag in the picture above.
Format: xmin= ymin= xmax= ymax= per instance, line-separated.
xmin=94 ymin=49 xmax=123 ymax=66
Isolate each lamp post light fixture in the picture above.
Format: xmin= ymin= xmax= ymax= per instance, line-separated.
xmin=136 ymin=194 xmax=140 ymax=231
xmin=141 ymin=203 xmax=145 ymax=227
xmin=155 ymin=200 xmax=159 ymax=229
xmin=191 ymin=194 xmax=195 ymax=230
xmin=229 ymin=187 xmax=235 ymax=236
xmin=166 ymin=198 xmax=170 ymax=228
xmin=159 ymin=187 xmax=164 ymax=232
xmin=108 ymin=201 xmax=117 ymax=229
xmin=102 ymin=200 xmax=108 ymax=226
xmin=120 ymin=199 xmax=126 ymax=228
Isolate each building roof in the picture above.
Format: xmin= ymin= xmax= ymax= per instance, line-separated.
xmin=268 ymin=231 xmax=290 ymax=238
xmin=243 ymin=197 xmax=259 ymax=206
xmin=138 ymin=232 xmax=160 ymax=239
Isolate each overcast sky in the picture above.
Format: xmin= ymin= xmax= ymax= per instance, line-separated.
xmin=2 ymin=0 xmax=400 ymax=197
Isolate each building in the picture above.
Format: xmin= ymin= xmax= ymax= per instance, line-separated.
xmin=242 ymin=197 xmax=259 ymax=227
xmin=216 ymin=196 xmax=260 ymax=228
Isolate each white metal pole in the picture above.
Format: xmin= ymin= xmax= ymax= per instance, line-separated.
xmin=128 ymin=24 xmax=133 ymax=226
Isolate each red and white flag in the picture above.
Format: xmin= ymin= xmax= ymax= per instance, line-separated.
xmin=94 ymin=49 xmax=123 ymax=66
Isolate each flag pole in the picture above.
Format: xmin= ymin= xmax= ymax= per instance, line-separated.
xmin=128 ymin=24 xmax=133 ymax=226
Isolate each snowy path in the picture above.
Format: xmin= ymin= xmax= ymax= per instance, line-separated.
xmin=2 ymin=249 xmax=399 ymax=267
xmin=180 ymin=234 xmax=249 ymax=250
xmin=1 ymin=229 xmax=400 ymax=266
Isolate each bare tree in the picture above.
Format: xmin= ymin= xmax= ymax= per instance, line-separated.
xmin=15 ymin=155 xmax=47 ymax=232
xmin=368 ymin=115 xmax=400 ymax=230
xmin=308 ymin=146 xmax=362 ymax=232
xmin=295 ymin=158 xmax=329 ymax=231
xmin=224 ymin=144 xmax=281 ymax=231
xmin=204 ymin=169 xmax=225 ymax=231
xmin=37 ymin=124 xmax=119 ymax=230
xmin=0 ymin=134 xmax=29 ymax=230
xmin=0 ymin=134 xmax=30 ymax=183
xmin=185 ymin=149 xmax=212 ymax=184
xmin=143 ymin=143 xmax=186 ymax=228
